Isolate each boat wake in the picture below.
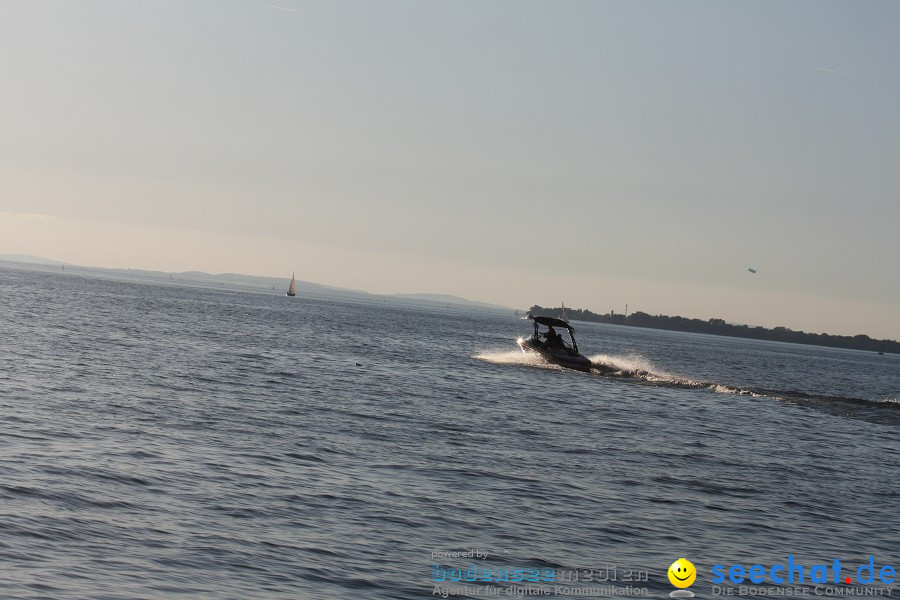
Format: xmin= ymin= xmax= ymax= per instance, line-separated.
xmin=589 ymin=355 xmax=900 ymax=424
xmin=588 ymin=353 xmax=748 ymax=392
xmin=476 ymin=349 xmax=900 ymax=425
xmin=474 ymin=350 xmax=565 ymax=370
xmin=589 ymin=352 xmax=674 ymax=379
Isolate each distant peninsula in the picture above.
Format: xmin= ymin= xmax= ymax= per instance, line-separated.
xmin=529 ymin=305 xmax=899 ymax=355
xmin=0 ymin=254 xmax=510 ymax=312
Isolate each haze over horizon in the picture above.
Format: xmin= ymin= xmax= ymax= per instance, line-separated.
xmin=2 ymin=1 xmax=898 ymax=339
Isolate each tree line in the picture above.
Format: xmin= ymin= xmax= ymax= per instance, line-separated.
xmin=529 ymin=305 xmax=899 ymax=355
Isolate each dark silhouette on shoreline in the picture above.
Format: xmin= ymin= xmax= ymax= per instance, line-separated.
xmin=528 ymin=305 xmax=899 ymax=355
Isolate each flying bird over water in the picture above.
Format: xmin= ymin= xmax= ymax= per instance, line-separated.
xmin=748 ymin=268 xmax=757 ymax=274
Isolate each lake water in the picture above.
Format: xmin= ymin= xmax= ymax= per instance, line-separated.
xmin=1 ymin=265 xmax=898 ymax=599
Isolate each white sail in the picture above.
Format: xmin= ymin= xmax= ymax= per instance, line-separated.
xmin=287 ymin=272 xmax=297 ymax=296
xmin=561 ymin=302 xmax=568 ymax=322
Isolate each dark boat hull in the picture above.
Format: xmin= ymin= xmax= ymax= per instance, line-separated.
xmin=518 ymin=339 xmax=593 ymax=372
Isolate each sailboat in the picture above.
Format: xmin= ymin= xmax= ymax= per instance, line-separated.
xmin=286 ymin=272 xmax=297 ymax=297
xmin=560 ymin=302 xmax=569 ymax=323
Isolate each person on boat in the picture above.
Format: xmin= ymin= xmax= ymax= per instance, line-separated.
xmin=545 ymin=327 xmax=564 ymax=348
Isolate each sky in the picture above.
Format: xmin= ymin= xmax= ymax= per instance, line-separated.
xmin=2 ymin=0 xmax=899 ymax=339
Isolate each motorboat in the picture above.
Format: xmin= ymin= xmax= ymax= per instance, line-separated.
xmin=517 ymin=316 xmax=592 ymax=372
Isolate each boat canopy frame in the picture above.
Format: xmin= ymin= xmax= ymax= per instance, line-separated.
xmin=530 ymin=316 xmax=574 ymax=330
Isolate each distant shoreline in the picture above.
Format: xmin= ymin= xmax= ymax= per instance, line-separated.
xmin=0 ymin=257 xmax=511 ymax=312
xmin=529 ymin=305 xmax=899 ymax=355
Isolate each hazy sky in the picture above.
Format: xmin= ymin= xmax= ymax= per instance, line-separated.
xmin=2 ymin=0 xmax=899 ymax=338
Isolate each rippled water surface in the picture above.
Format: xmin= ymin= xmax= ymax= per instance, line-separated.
xmin=1 ymin=265 xmax=898 ymax=599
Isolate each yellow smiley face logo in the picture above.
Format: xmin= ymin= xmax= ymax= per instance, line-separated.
xmin=668 ymin=558 xmax=696 ymax=588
